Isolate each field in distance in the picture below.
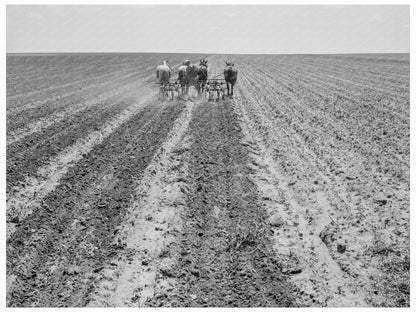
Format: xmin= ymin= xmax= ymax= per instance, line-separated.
xmin=6 ymin=53 xmax=410 ymax=307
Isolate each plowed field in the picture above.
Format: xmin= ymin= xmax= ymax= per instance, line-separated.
xmin=6 ymin=53 xmax=410 ymax=307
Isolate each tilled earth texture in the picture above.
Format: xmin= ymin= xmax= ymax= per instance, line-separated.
xmin=6 ymin=53 xmax=409 ymax=307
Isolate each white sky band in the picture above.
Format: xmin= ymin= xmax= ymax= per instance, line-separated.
xmin=7 ymin=5 xmax=409 ymax=54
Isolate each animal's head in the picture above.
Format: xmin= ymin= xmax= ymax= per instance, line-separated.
xmin=184 ymin=60 xmax=191 ymax=66
xmin=225 ymin=61 xmax=235 ymax=68
xmin=162 ymin=60 xmax=168 ymax=65
xmin=200 ymin=59 xmax=208 ymax=67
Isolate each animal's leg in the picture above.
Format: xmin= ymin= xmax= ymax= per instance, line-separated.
xmin=159 ymin=86 xmax=163 ymax=100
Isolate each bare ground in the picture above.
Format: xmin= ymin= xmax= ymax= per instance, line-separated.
xmin=6 ymin=53 xmax=409 ymax=307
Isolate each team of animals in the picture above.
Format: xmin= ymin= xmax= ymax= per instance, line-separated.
xmin=156 ymin=59 xmax=237 ymax=100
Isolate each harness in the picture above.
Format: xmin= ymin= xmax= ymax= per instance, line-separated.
xmin=198 ymin=66 xmax=208 ymax=80
xmin=224 ymin=67 xmax=237 ymax=81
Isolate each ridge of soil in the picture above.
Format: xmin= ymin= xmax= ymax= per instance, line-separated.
xmin=88 ymin=98 xmax=196 ymax=307
xmin=6 ymin=100 xmax=185 ymax=307
xmin=6 ymin=53 xmax=409 ymax=307
xmin=145 ymin=98 xmax=297 ymax=307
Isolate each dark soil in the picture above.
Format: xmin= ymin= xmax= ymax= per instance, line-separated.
xmin=145 ymin=99 xmax=297 ymax=307
xmin=7 ymin=99 xmax=131 ymax=194
xmin=6 ymin=100 xmax=185 ymax=307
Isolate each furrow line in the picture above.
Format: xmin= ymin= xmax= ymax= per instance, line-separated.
xmin=7 ymin=68 xmax=150 ymax=115
xmin=6 ymin=100 xmax=185 ymax=307
xmin=88 ymin=98 xmax=196 ymax=307
xmin=6 ymin=76 xmax=151 ymax=146
xmin=6 ymin=59 xmax=153 ymax=102
xmin=6 ymin=90 xmax=156 ymax=237
xmin=232 ymin=89 xmax=369 ymax=307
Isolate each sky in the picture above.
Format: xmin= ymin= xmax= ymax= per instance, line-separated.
xmin=6 ymin=5 xmax=410 ymax=54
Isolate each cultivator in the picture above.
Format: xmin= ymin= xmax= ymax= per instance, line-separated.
xmin=204 ymin=78 xmax=226 ymax=101
xmin=156 ymin=79 xmax=180 ymax=100
xmin=155 ymin=75 xmax=229 ymax=102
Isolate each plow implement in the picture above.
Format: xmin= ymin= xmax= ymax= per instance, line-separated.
xmin=155 ymin=79 xmax=180 ymax=100
xmin=204 ymin=78 xmax=226 ymax=101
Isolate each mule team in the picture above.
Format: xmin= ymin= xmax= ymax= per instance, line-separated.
xmin=155 ymin=59 xmax=238 ymax=98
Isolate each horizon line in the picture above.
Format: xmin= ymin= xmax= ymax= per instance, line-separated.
xmin=6 ymin=51 xmax=410 ymax=56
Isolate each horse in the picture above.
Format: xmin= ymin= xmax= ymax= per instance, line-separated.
xmin=156 ymin=60 xmax=171 ymax=86
xmin=197 ymin=59 xmax=208 ymax=94
xmin=184 ymin=62 xmax=200 ymax=97
xmin=177 ymin=62 xmax=189 ymax=95
xmin=185 ymin=63 xmax=199 ymax=87
xmin=224 ymin=61 xmax=238 ymax=98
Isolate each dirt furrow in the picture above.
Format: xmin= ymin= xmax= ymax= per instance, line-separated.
xmin=7 ymin=57 xmax=190 ymax=129
xmin=7 ymin=62 xmax=148 ymax=106
xmin=145 ymin=98 xmax=296 ymax=307
xmin=236 ymin=55 xmax=409 ymax=122
xmin=234 ymin=73 xmax=409 ymax=307
xmin=237 ymin=61 xmax=409 ymax=186
xmin=244 ymin=56 xmax=409 ymax=97
xmin=7 ymin=68 xmax=149 ymax=116
xmin=243 ymin=54 xmax=409 ymax=80
xmin=232 ymin=90 xmax=368 ymax=306
xmin=237 ymin=59 xmax=409 ymax=221
xmin=6 ymin=54 xmax=205 ymax=100
xmin=88 ymin=98 xmax=195 ymax=307
xmin=6 ymin=89 xmax=155 ymax=237
xmin=6 ymin=53 xmax=408 ymax=308
xmin=6 ymin=76 xmax=152 ymax=146
xmin=6 ymin=97 xmax=131 ymax=195
xmin=6 ymin=56 xmax=151 ymax=100
xmin=239 ymin=59 xmax=408 ymax=122
xmin=7 ymin=100 xmax=185 ymax=307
